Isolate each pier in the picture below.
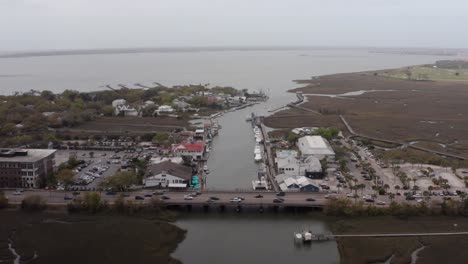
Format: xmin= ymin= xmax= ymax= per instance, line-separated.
xmin=298 ymin=231 xmax=468 ymax=242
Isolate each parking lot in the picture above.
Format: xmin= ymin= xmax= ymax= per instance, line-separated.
xmin=56 ymin=150 xmax=124 ymax=190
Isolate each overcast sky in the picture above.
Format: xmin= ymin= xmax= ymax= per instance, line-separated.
xmin=1 ymin=0 xmax=467 ymax=51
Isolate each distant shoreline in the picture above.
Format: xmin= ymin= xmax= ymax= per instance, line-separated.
xmin=0 ymin=46 xmax=464 ymax=59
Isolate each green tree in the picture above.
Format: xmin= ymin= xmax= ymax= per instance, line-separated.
xmin=83 ymin=192 xmax=105 ymax=214
xmin=103 ymin=171 xmax=139 ymax=192
xmin=152 ymin=132 xmax=170 ymax=146
xmin=56 ymin=169 xmax=75 ymax=186
xmin=0 ymin=191 xmax=8 ymax=209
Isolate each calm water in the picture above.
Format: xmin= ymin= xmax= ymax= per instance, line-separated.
xmin=173 ymin=213 xmax=340 ymax=264
xmin=0 ymin=48 xmax=445 ymax=263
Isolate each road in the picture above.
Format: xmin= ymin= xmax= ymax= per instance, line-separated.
xmin=2 ymin=189 xmax=443 ymax=208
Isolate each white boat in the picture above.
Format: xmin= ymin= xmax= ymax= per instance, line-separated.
xmin=254 ymin=153 xmax=262 ymax=162
xmin=246 ymin=115 xmax=252 ymax=121
xmin=294 ymin=230 xmax=313 ymax=243
xmin=254 ymin=146 xmax=261 ymax=154
xmin=252 ymin=176 xmax=268 ymax=190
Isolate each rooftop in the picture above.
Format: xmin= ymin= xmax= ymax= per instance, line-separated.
xmin=146 ymin=161 xmax=193 ymax=180
xmin=297 ymin=136 xmax=335 ymax=156
xmin=0 ymin=149 xmax=57 ymax=163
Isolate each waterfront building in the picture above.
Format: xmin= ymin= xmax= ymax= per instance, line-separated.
xmin=297 ymin=136 xmax=335 ymax=160
xmin=144 ymin=161 xmax=193 ymax=188
xmin=0 ymin=149 xmax=56 ymax=188
xmin=172 ymin=142 xmax=206 ymax=160
xmin=276 ymin=152 xmax=323 ymax=179
xmin=275 ymin=174 xmax=320 ymax=192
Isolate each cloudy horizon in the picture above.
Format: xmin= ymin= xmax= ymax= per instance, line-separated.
xmin=1 ymin=0 xmax=467 ymax=51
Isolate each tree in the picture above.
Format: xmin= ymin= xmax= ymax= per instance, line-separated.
xmin=389 ymin=193 xmax=395 ymax=202
xmin=152 ymin=132 xmax=170 ymax=146
xmin=320 ymin=158 xmax=328 ymax=178
xmin=103 ymin=171 xmax=139 ymax=192
xmin=83 ymin=192 xmax=104 ymax=214
xmin=383 ymin=184 xmax=390 ymax=194
xmin=0 ymin=191 xmax=8 ymax=209
xmin=56 ymin=169 xmax=74 ymax=186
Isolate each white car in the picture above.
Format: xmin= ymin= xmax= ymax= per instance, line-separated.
xmin=376 ymin=201 xmax=386 ymax=205
xmin=346 ymin=193 xmax=355 ymax=198
xmin=184 ymin=195 xmax=194 ymax=200
xmin=230 ymin=198 xmax=242 ymax=203
xmin=13 ymin=191 xmax=22 ymax=195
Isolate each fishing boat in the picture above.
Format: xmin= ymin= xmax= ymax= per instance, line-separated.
xmin=254 ymin=153 xmax=262 ymax=162
xmin=294 ymin=230 xmax=312 ymax=243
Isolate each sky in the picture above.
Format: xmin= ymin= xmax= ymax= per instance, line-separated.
xmin=1 ymin=0 xmax=467 ymax=51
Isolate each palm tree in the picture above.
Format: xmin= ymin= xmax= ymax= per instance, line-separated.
xmin=383 ymin=184 xmax=390 ymax=194
xmin=389 ymin=193 xmax=395 ymax=202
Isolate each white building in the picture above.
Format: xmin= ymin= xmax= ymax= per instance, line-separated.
xmin=112 ymin=99 xmax=127 ymax=108
xmin=144 ymin=161 xmax=192 ymax=188
xmin=275 ymin=175 xmax=320 ymax=192
xmin=276 ymin=155 xmax=323 ymax=179
xmin=115 ymin=105 xmax=138 ymax=116
xmin=172 ymin=142 xmax=205 ymax=160
xmin=156 ymin=105 xmax=175 ymax=115
xmin=297 ymin=136 xmax=335 ymax=160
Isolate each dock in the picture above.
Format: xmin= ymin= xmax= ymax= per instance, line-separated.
xmin=300 ymin=231 xmax=468 ymax=242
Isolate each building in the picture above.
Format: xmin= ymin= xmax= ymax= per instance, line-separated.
xmin=144 ymin=161 xmax=193 ymax=188
xmin=275 ymin=174 xmax=320 ymax=192
xmin=112 ymin=99 xmax=127 ymax=108
xmin=297 ymin=136 xmax=335 ymax=160
xmin=0 ymin=149 xmax=56 ymax=188
xmin=276 ymin=154 xmax=323 ymax=179
xmin=115 ymin=105 xmax=138 ymax=116
xmin=172 ymin=142 xmax=205 ymax=160
xmin=172 ymin=99 xmax=191 ymax=111
xmin=155 ymin=105 xmax=175 ymax=115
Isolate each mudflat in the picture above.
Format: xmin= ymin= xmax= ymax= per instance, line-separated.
xmin=265 ymin=70 xmax=468 ymax=158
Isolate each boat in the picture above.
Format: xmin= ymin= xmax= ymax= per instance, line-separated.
xmin=294 ymin=230 xmax=313 ymax=243
xmin=252 ymin=176 xmax=268 ymax=190
xmin=246 ymin=115 xmax=252 ymax=121
xmin=254 ymin=153 xmax=262 ymax=162
xmin=254 ymin=145 xmax=261 ymax=155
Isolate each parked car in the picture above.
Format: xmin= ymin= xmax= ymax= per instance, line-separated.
xmin=135 ymin=195 xmax=144 ymax=200
xmin=276 ymin=192 xmax=286 ymax=196
xmin=305 ymin=198 xmax=316 ymax=202
xmin=153 ymin=190 xmax=165 ymax=195
xmin=209 ymin=196 xmax=220 ymax=200
xmin=13 ymin=191 xmax=22 ymax=195
xmin=376 ymin=201 xmax=386 ymax=205
xmin=160 ymin=195 xmax=171 ymax=200
xmin=184 ymin=195 xmax=194 ymax=200
xmin=254 ymin=194 xmax=264 ymax=198
xmin=144 ymin=194 xmax=153 ymax=197
xmin=64 ymin=196 xmax=73 ymax=200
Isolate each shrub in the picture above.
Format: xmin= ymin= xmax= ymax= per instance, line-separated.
xmin=21 ymin=195 xmax=46 ymax=211
xmin=0 ymin=191 xmax=8 ymax=209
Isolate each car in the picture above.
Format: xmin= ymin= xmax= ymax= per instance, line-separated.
xmin=135 ymin=196 xmax=144 ymax=200
xmin=206 ymin=199 xmax=216 ymax=203
xmin=72 ymin=191 xmax=81 ymax=196
xmin=273 ymin=198 xmax=283 ymax=203
xmin=376 ymin=200 xmax=386 ymax=205
xmin=106 ymin=191 xmax=117 ymax=195
xmin=254 ymin=194 xmax=264 ymax=198
xmin=144 ymin=194 xmax=153 ymax=197
xmin=64 ymin=196 xmax=73 ymax=200
xmin=160 ymin=195 xmax=171 ymax=200
xmin=153 ymin=190 xmax=164 ymax=195
xmin=230 ymin=198 xmax=242 ymax=203
xmin=184 ymin=195 xmax=194 ymax=200
xmin=365 ymin=198 xmax=375 ymax=203
xmin=276 ymin=192 xmax=285 ymax=196
xmin=236 ymin=196 xmax=245 ymax=200
xmin=416 ymin=198 xmax=424 ymax=203
xmin=196 ymin=191 xmax=202 ymax=195
xmin=13 ymin=191 xmax=22 ymax=195
xmin=122 ymin=193 xmax=130 ymax=197
xmin=209 ymin=196 xmax=220 ymax=200
xmin=305 ymin=198 xmax=316 ymax=202
xmin=346 ymin=193 xmax=355 ymax=198
xmin=320 ymin=185 xmax=330 ymax=190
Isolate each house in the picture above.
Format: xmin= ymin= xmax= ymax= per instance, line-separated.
xmin=112 ymin=99 xmax=127 ymax=108
xmin=275 ymin=174 xmax=320 ymax=192
xmin=155 ymin=105 xmax=175 ymax=115
xmin=115 ymin=105 xmax=138 ymax=116
xmin=297 ymin=135 xmax=335 ymax=160
xmin=172 ymin=99 xmax=191 ymax=111
xmin=172 ymin=142 xmax=205 ymax=160
xmin=144 ymin=161 xmax=193 ymax=188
